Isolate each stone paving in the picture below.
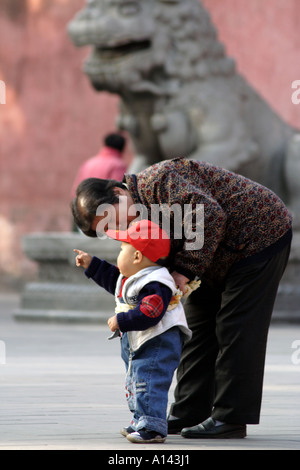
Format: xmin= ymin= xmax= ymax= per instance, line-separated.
xmin=0 ymin=294 xmax=300 ymax=452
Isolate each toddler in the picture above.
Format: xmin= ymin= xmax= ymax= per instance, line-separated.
xmin=74 ymin=219 xmax=191 ymax=443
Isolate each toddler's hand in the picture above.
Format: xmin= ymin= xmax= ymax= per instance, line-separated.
xmin=73 ymin=249 xmax=92 ymax=269
xmin=108 ymin=315 xmax=119 ymax=332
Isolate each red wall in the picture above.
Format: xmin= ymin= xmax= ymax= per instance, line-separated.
xmin=0 ymin=0 xmax=300 ymax=286
xmin=202 ymin=0 xmax=300 ymax=128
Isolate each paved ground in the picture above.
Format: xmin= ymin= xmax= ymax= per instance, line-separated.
xmin=0 ymin=294 xmax=300 ymax=452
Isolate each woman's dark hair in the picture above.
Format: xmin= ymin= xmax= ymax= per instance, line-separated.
xmin=71 ymin=178 xmax=126 ymax=237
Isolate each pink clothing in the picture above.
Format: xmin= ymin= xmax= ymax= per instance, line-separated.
xmin=72 ymin=146 xmax=127 ymax=196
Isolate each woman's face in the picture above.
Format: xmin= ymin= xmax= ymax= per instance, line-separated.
xmin=91 ymin=188 xmax=136 ymax=235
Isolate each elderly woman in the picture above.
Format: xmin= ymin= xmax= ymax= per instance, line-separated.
xmin=72 ymin=157 xmax=292 ymax=439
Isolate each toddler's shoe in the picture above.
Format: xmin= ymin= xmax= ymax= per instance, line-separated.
xmin=120 ymin=426 xmax=135 ymax=437
xmin=126 ymin=428 xmax=166 ymax=443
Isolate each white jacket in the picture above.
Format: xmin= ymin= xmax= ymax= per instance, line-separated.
xmin=115 ymin=266 xmax=192 ymax=352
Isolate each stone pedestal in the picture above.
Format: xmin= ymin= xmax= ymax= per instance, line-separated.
xmin=14 ymin=231 xmax=300 ymax=323
xmin=14 ymin=233 xmax=119 ymax=323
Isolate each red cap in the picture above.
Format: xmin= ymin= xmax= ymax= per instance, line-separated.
xmin=106 ymin=219 xmax=170 ymax=262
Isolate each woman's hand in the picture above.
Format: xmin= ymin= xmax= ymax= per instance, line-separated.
xmin=171 ymin=271 xmax=190 ymax=294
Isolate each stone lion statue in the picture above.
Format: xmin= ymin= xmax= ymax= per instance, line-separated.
xmin=68 ymin=0 xmax=300 ymax=227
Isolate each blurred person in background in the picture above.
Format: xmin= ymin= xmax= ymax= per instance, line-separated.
xmin=72 ymin=132 xmax=127 ymax=196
